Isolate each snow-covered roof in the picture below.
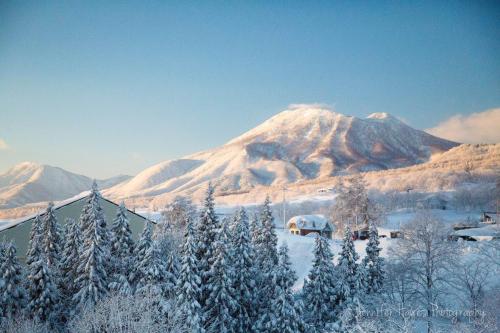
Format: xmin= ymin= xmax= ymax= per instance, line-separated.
xmin=453 ymin=225 xmax=500 ymax=240
xmin=0 ymin=192 xmax=152 ymax=232
xmin=287 ymin=214 xmax=333 ymax=231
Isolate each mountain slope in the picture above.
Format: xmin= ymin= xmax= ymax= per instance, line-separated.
xmin=105 ymin=105 xmax=458 ymax=203
xmin=0 ymin=162 xmax=130 ymax=209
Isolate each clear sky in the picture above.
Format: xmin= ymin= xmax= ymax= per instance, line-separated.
xmin=1 ymin=1 xmax=499 ymax=178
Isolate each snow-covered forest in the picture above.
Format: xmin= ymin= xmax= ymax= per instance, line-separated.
xmin=0 ymin=180 xmax=498 ymax=333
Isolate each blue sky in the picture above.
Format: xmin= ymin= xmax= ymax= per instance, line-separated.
xmin=0 ymin=1 xmax=499 ymax=178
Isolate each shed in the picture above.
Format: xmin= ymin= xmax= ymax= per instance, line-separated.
xmin=481 ymin=212 xmax=497 ymax=224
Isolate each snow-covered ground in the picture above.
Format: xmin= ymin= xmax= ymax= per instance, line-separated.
xmin=278 ymin=208 xmax=488 ymax=290
xmin=381 ymin=209 xmax=481 ymax=235
xmin=133 ymin=205 xmax=489 ymax=290
xmin=278 ymin=229 xmax=394 ymax=290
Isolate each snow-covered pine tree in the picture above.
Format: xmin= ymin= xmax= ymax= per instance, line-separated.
xmin=27 ymin=225 xmax=61 ymax=324
xmin=163 ymin=246 xmax=180 ymax=299
xmin=41 ymin=202 xmax=63 ymax=270
xmin=362 ymin=222 xmax=384 ymax=294
xmin=249 ymin=212 xmax=261 ymax=245
xmin=135 ymin=240 xmax=170 ymax=313
xmin=204 ymin=221 xmax=237 ymax=333
xmin=177 ymin=217 xmax=204 ymax=333
xmin=109 ymin=202 xmax=135 ymax=295
xmin=253 ymin=196 xmax=280 ymax=328
xmin=335 ymin=226 xmax=364 ymax=322
xmin=110 ymin=202 xmax=135 ymax=259
xmin=230 ymin=207 xmax=255 ymax=333
xmin=331 ymin=175 xmax=380 ymax=232
xmin=302 ymin=235 xmax=337 ymax=330
xmin=80 ymin=181 xmax=111 ymax=254
xmin=0 ymin=242 xmax=4 ymax=293
xmin=195 ymin=183 xmax=220 ymax=308
xmin=257 ymin=243 xmax=305 ymax=333
xmin=254 ymin=196 xmax=279 ymax=266
xmin=60 ymin=218 xmax=83 ymax=301
xmin=0 ymin=242 xmax=27 ymax=321
xmin=154 ymin=220 xmax=181 ymax=299
xmin=26 ymin=214 xmax=43 ymax=266
xmin=73 ymin=181 xmax=109 ymax=310
xmin=131 ymin=221 xmax=154 ymax=289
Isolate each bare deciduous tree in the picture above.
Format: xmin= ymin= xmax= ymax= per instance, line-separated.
xmin=450 ymin=255 xmax=493 ymax=316
xmin=389 ymin=211 xmax=457 ymax=333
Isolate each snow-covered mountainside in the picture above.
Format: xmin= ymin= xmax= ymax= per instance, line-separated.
xmin=105 ymin=105 xmax=458 ymax=203
xmin=0 ymin=162 xmax=130 ymax=209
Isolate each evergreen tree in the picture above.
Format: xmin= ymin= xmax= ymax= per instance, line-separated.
xmin=269 ymin=244 xmax=305 ymax=333
xmin=362 ymin=222 xmax=384 ymax=294
xmin=195 ymin=183 xmax=220 ymax=308
xmin=135 ymin=240 xmax=170 ymax=312
xmin=0 ymin=242 xmax=27 ymax=321
xmin=249 ymin=212 xmax=261 ymax=245
xmin=110 ymin=202 xmax=134 ymax=259
xmin=178 ymin=217 xmax=204 ymax=333
xmin=331 ymin=175 xmax=380 ymax=232
xmin=302 ymin=236 xmax=337 ymax=330
xmin=163 ymin=248 xmax=180 ymax=299
xmin=254 ymin=196 xmax=278 ymax=266
xmin=204 ymin=222 xmax=237 ymax=333
xmin=109 ymin=202 xmax=135 ymax=295
xmin=0 ymin=242 xmax=5 ymax=297
xmin=230 ymin=208 xmax=255 ymax=333
xmin=253 ymin=196 xmax=279 ymax=328
xmin=131 ymin=221 xmax=154 ymax=288
xmin=335 ymin=227 xmax=364 ymax=322
xmin=27 ymin=224 xmax=60 ymax=324
xmin=26 ymin=215 xmax=43 ymax=266
xmin=73 ymin=181 xmax=109 ymax=310
xmin=60 ymin=218 xmax=83 ymax=300
xmin=41 ymin=202 xmax=63 ymax=270
xmin=154 ymin=221 xmax=181 ymax=299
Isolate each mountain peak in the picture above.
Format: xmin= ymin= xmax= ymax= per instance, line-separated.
xmin=105 ymin=105 xmax=459 ymax=205
xmin=227 ymin=104 xmax=347 ymax=145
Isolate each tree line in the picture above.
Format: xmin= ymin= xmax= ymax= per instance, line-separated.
xmin=0 ymin=182 xmax=384 ymax=332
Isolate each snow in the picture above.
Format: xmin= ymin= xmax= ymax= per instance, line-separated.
xmin=0 ymin=162 xmax=130 ymax=210
xmin=102 ymin=105 xmax=459 ymax=208
xmin=381 ymin=209 xmax=480 ymax=233
xmin=287 ymin=214 xmax=331 ymax=231
xmin=453 ymin=224 xmax=500 ymax=240
xmin=277 ymin=208 xmax=489 ymax=290
xmin=278 ymin=229 xmax=393 ymax=290
xmin=0 ymin=191 xmax=91 ymax=232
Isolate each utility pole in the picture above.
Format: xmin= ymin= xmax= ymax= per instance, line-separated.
xmin=282 ymin=186 xmax=287 ymax=230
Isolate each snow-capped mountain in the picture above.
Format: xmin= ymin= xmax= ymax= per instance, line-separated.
xmin=105 ymin=105 xmax=458 ymax=203
xmin=0 ymin=162 xmax=130 ymax=209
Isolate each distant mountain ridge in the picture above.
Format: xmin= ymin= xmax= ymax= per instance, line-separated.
xmin=0 ymin=162 xmax=130 ymax=209
xmin=104 ymin=105 xmax=458 ymax=203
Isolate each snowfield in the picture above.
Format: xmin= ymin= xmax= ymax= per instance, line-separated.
xmin=277 ymin=230 xmax=394 ymax=291
xmin=275 ymin=208 xmax=489 ymax=291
